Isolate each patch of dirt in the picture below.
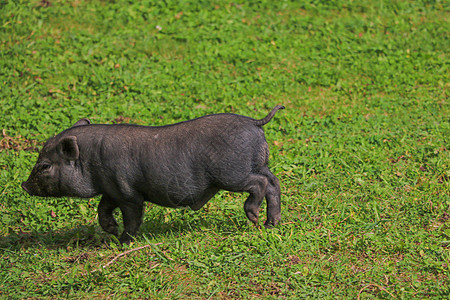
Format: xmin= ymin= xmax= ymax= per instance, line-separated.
xmin=0 ymin=130 xmax=40 ymax=152
xmin=440 ymin=212 xmax=450 ymax=222
xmin=113 ymin=116 xmax=133 ymax=124
xmin=287 ymin=254 xmax=301 ymax=265
xmin=64 ymin=253 xmax=89 ymax=263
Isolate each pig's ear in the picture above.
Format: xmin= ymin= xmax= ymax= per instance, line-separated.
xmin=72 ymin=118 xmax=91 ymax=127
xmin=57 ymin=136 xmax=79 ymax=161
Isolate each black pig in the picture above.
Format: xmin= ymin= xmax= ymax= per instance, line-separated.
xmin=22 ymin=106 xmax=284 ymax=243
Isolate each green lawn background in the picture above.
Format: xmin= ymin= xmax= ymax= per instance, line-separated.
xmin=1 ymin=0 xmax=449 ymax=298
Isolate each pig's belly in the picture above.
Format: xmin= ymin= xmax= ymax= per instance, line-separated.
xmin=141 ymin=185 xmax=219 ymax=210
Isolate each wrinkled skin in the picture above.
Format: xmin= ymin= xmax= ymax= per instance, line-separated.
xmin=22 ymin=106 xmax=284 ymax=243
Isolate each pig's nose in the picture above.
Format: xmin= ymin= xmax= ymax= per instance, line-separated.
xmin=21 ymin=182 xmax=31 ymax=195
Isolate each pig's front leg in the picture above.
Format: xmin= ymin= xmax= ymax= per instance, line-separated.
xmin=118 ymin=199 xmax=144 ymax=244
xmin=98 ymin=195 xmax=119 ymax=236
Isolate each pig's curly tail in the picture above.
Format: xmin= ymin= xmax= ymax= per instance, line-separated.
xmin=253 ymin=105 xmax=285 ymax=127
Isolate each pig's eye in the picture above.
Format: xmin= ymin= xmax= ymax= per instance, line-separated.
xmin=40 ymin=163 xmax=52 ymax=172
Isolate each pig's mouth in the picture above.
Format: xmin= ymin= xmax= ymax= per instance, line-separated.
xmin=22 ymin=181 xmax=38 ymax=196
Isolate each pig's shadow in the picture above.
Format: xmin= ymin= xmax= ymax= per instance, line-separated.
xmin=0 ymin=225 xmax=105 ymax=250
xmin=0 ymin=216 xmax=240 ymax=250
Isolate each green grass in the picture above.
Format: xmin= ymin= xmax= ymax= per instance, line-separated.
xmin=1 ymin=0 xmax=449 ymax=298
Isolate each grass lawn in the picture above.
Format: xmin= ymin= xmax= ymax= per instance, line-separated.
xmin=0 ymin=0 xmax=449 ymax=298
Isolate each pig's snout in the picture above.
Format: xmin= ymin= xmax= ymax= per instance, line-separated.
xmin=22 ymin=181 xmax=32 ymax=195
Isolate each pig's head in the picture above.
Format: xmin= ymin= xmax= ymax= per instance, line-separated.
xmin=22 ymin=118 xmax=94 ymax=198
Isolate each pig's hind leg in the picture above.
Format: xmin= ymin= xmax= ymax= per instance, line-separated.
xmin=262 ymin=168 xmax=281 ymax=228
xmin=98 ymin=195 xmax=119 ymax=236
xmin=242 ymin=175 xmax=268 ymax=225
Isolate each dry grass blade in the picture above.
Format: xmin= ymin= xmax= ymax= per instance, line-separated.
xmin=358 ymin=283 xmax=396 ymax=299
xmin=103 ymin=243 xmax=163 ymax=268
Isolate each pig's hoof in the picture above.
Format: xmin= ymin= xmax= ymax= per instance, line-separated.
xmin=119 ymin=234 xmax=134 ymax=245
xmin=245 ymin=211 xmax=259 ymax=225
xmin=106 ymin=227 xmax=119 ymax=237
xmin=264 ymin=220 xmax=279 ymax=229
xmin=101 ymin=224 xmax=119 ymax=236
xmin=264 ymin=222 xmax=274 ymax=229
